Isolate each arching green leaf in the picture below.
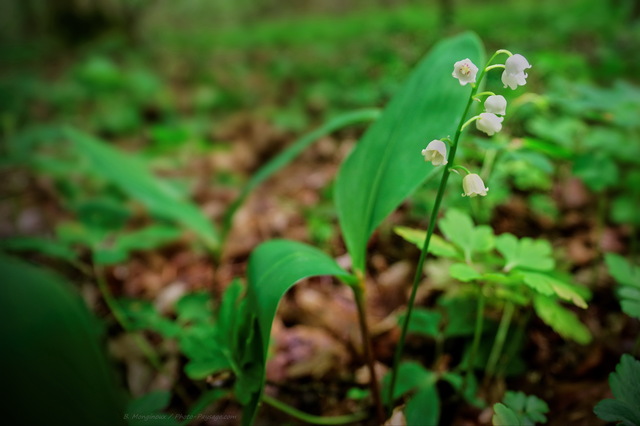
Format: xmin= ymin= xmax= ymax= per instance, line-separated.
xmin=335 ymin=33 xmax=484 ymax=272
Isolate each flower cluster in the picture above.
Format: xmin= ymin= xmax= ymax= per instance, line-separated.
xmin=422 ymin=50 xmax=531 ymax=198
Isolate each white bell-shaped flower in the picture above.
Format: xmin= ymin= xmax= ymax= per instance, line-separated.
xmin=484 ymin=95 xmax=507 ymax=115
xmin=462 ymin=173 xmax=489 ymax=197
xmin=501 ymin=54 xmax=531 ymax=90
xmin=476 ymin=112 xmax=504 ymax=136
xmin=421 ymin=140 xmax=448 ymax=166
xmin=452 ymin=58 xmax=478 ymax=86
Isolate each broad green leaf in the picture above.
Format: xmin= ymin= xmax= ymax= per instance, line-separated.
xmin=0 ymin=254 xmax=126 ymax=426
xmin=398 ymin=308 xmax=442 ymax=338
xmin=519 ymin=271 xmax=588 ymax=308
xmin=64 ymin=127 xmax=219 ymax=250
xmin=243 ymin=239 xmax=354 ymax=425
xmin=450 ymin=263 xmax=482 ymax=282
xmin=222 ymin=108 xmax=381 ymax=239
xmin=594 ymin=354 xmax=640 ymax=426
xmin=406 ymin=384 xmax=440 ymax=426
xmin=496 ymin=233 xmax=554 ymax=272
xmin=394 ymin=226 xmax=460 ymax=258
xmin=605 ymin=253 xmax=640 ymax=319
xmin=439 ymin=209 xmax=495 ymax=262
xmin=175 ymin=292 xmax=212 ymax=324
xmin=533 ymin=295 xmax=592 ymax=344
xmin=335 ymin=33 xmax=484 ymax=272
xmin=0 ymin=236 xmax=77 ymax=262
xmin=118 ymin=299 xmax=181 ymax=337
xmin=492 ymin=403 xmax=522 ymax=426
xmin=501 ymin=391 xmax=549 ymax=425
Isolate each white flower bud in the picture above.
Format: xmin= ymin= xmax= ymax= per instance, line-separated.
xmin=452 ymin=58 xmax=478 ymax=86
xmin=484 ymin=95 xmax=507 ymax=116
xmin=462 ymin=173 xmax=489 ymax=197
xmin=421 ymin=140 xmax=448 ymax=166
xmin=476 ymin=112 xmax=504 ymax=136
xmin=501 ymin=54 xmax=531 ymax=90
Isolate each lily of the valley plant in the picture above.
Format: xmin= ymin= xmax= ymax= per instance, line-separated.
xmin=390 ymin=49 xmax=532 ymax=409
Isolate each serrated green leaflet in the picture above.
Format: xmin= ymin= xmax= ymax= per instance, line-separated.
xmin=335 ymin=33 xmax=484 ymax=272
xmin=492 ymin=403 xmax=522 ymax=426
xmin=533 ymin=295 xmax=592 ymax=344
xmin=64 ymin=127 xmax=219 ymax=250
xmin=501 ymin=391 xmax=549 ymax=425
xmin=605 ymin=253 xmax=640 ymax=319
xmin=439 ymin=209 xmax=495 ymax=262
xmin=393 ymin=226 xmax=460 ymax=258
xmin=243 ymin=239 xmax=354 ymax=425
xmin=496 ymin=233 xmax=554 ymax=272
xmin=594 ymin=354 xmax=640 ymax=426
xmin=519 ymin=271 xmax=588 ymax=308
xmin=450 ymin=263 xmax=482 ymax=282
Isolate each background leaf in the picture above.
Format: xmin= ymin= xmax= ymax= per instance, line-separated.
xmin=594 ymin=354 xmax=640 ymax=426
xmin=605 ymin=253 xmax=640 ymax=319
xmin=496 ymin=234 xmax=555 ymax=272
xmin=335 ymin=33 xmax=484 ymax=272
xmin=533 ymin=295 xmax=592 ymax=344
xmin=440 ymin=209 xmax=495 ymax=262
xmin=64 ymin=127 xmax=219 ymax=250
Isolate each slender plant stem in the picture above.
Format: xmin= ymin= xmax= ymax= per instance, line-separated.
xmin=485 ymin=301 xmax=515 ymax=381
xmin=262 ymin=394 xmax=369 ymax=425
xmin=352 ymin=282 xmax=386 ymax=424
xmin=462 ymin=287 xmax=486 ymax=394
xmin=386 ymin=50 xmax=504 ymax=413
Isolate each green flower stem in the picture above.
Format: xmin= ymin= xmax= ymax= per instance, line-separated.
xmin=474 ymin=91 xmax=496 ymax=99
xmin=461 ymin=115 xmax=481 ymax=131
xmin=484 ymin=64 xmax=506 ymax=72
xmin=451 ymin=164 xmax=471 ymax=175
xmin=262 ymin=394 xmax=369 ymax=425
xmin=352 ymin=281 xmax=386 ymax=424
xmin=485 ymin=301 xmax=515 ymax=380
xmin=387 ymin=75 xmax=483 ymax=413
xmin=462 ymin=287 xmax=486 ymax=394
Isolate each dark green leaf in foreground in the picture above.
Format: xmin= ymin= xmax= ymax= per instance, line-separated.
xmin=594 ymin=354 xmax=640 ymax=426
xmin=335 ymin=33 xmax=484 ymax=273
xmin=605 ymin=253 xmax=640 ymax=320
xmin=0 ymin=254 xmax=125 ymax=426
xmin=243 ymin=239 xmax=354 ymax=425
xmin=64 ymin=127 xmax=219 ymax=250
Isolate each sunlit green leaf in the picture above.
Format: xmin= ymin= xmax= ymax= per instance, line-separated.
xmin=519 ymin=271 xmax=588 ymax=308
xmin=533 ymin=295 xmax=591 ymax=344
xmin=496 ymin=233 xmax=554 ymax=272
xmin=439 ymin=209 xmax=495 ymax=262
xmin=393 ymin=226 xmax=460 ymax=258
xmin=450 ymin=263 xmax=482 ymax=282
